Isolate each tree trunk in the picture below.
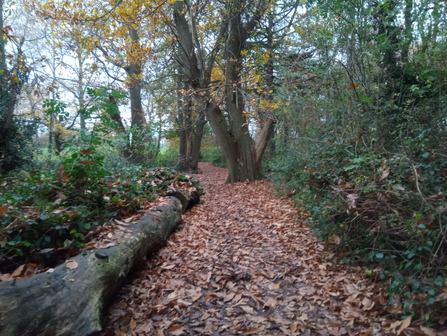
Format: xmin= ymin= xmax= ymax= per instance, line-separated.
xmin=0 ymin=189 xmax=200 ymax=336
xmin=74 ymin=48 xmax=87 ymax=130
xmin=54 ymin=129 xmax=63 ymax=155
xmin=206 ymin=105 xmax=262 ymax=183
xmin=124 ymin=65 xmax=147 ymax=164
xmin=255 ymin=23 xmax=276 ymax=166
xmin=255 ymin=118 xmax=275 ymax=166
xmin=123 ymin=27 xmax=149 ymax=164
xmin=176 ymin=71 xmax=194 ymax=172
xmin=221 ymin=3 xmax=262 ymax=182
xmin=126 ymin=64 xmax=146 ymax=128
xmin=177 ymin=72 xmax=188 ymax=158
xmin=108 ymin=96 xmax=126 ymax=133
xmin=125 ymin=27 xmax=147 ymax=129
xmin=172 ymin=0 xmax=268 ymax=183
xmin=0 ymin=3 xmax=28 ymax=173
xmin=401 ymin=0 xmax=413 ymax=64
xmin=190 ymin=114 xmax=207 ymax=172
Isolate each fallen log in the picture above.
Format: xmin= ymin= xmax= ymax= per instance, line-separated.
xmin=0 ymin=190 xmax=199 ymax=336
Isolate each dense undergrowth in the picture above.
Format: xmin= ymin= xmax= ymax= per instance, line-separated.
xmin=201 ymin=144 xmax=226 ymax=168
xmin=0 ymin=145 xmax=198 ymax=275
xmin=268 ymin=132 xmax=447 ymax=324
xmin=160 ymin=133 xmax=227 ymax=169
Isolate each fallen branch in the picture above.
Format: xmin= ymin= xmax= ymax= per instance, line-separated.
xmin=0 ymin=189 xmax=199 ymax=336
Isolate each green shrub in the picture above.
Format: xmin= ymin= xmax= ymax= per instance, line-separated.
xmin=269 ymin=132 xmax=447 ymax=322
xmin=156 ymin=147 xmax=179 ymax=168
xmin=0 ymin=101 xmax=199 ymax=273
xmin=0 ymin=148 xmax=196 ymax=272
xmin=202 ymin=145 xmax=226 ymax=167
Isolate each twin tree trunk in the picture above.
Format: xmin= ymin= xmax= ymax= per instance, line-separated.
xmin=176 ymin=72 xmax=206 ymax=173
xmin=172 ymin=0 xmax=273 ymax=183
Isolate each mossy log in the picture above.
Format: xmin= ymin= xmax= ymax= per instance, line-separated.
xmin=0 ymin=191 xmax=199 ymax=336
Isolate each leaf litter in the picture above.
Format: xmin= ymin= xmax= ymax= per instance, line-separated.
xmin=102 ymin=162 xmax=435 ymax=336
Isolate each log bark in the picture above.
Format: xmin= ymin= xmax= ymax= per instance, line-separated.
xmin=0 ymin=190 xmax=199 ymax=336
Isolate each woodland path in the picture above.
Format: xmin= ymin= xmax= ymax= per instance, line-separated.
xmin=102 ymin=162 xmax=398 ymax=336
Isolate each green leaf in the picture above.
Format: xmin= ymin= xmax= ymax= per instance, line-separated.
xmin=21 ymin=170 xmax=31 ymax=179
xmin=343 ymin=165 xmax=358 ymax=171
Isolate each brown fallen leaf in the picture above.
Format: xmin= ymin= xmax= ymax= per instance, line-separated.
xmin=11 ymin=264 xmax=25 ymax=277
xmin=21 ymin=263 xmax=38 ymax=279
xmin=269 ymin=314 xmax=291 ymax=325
xmin=241 ymin=328 xmax=264 ymax=335
xmin=390 ymin=320 xmax=402 ymax=330
xmin=192 ymin=293 xmax=203 ymax=302
xmin=0 ymin=273 xmax=12 ymax=282
xmin=0 ymin=205 xmax=8 ymax=214
xmin=232 ymin=292 xmax=242 ymax=304
xmin=420 ymin=326 xmax=437 ymax=336
xmin=360 ymin=331 xmax=373 ymax=336
xmin=379 ymin=168 xmax=390 ymax=182
xmin=239 ymin=305 xmax=255 ymax=314
xmin=290 ymin=323 xmax=298 ymax=332
xmin=224 ymin=292 xmax=235 ymax=302
xmin=177 ymin=299 xmax=192 ymax=307
xmin=66 ymin=260 xmax=79 ymax=270
xmin=298 ymin=313 xmax=308 ymax=322
xmin=160 ymin=263 xmax=175 ymax=270
xmin=361 ymin=297 xmax=375 ymax=310
xmin=333 ymin=234 xmax=341 ymax=244
xmin=298 ymin=286 xmax=316 ymax=295
xmin=264 ymin=297 xmax=278 ymax=308
xmin=397 ymin=315 xmax=411 ymax=335
xmin=55 ymin=190 xmax=67 ymax=202
xmin=167 ymin=324 xmax=184 ymax=335
xmin=99 ymin=162 xmax=400 ymax=336
xmin=130 ymin=318 xmax=137 ymax=330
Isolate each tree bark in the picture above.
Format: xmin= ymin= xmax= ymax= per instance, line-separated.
xmin=124 ymin=63 xmax=148 ymax=164
xmin=0 ymin=3 xmax=28 ymax=173
xmin=125 ymin=64 xmax=146 ymax=128
xmin=176 ymin=83 xmax=194 ymax=172
xmin=125 ymin=27 xmax=147 ymax=129
xmin=76 ymin=48 xmax=87 ymax=130
xmin=255 ymin=118 xmax=275 ymax=166
xmin=0 ymin=189 xmax=200 ymax=336
xmin=96 ymin=26 xmax=149 ymax=164
xmin=108 ymin=95 xmax=126 ymax=133
xmin=221 ymin=0 xmax=262 ymax=182
xmin=401 ymin=0 xmax=413 ymax=63
xmin=190 ymin=114 xmax=207 ymax=172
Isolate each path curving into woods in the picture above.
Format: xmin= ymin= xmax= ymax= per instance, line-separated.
xmin=102 ymin=162 xmax=402 ymax=336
